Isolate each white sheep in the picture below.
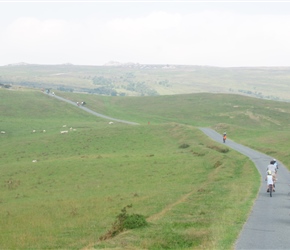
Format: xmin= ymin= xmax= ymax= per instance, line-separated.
xmin=1 ymin=131 xmax=5 ymax=134
xmin=60 ymin=130 xmax=68 ymax=134
xmin=109 ymin=122 xmax=114 ymax=125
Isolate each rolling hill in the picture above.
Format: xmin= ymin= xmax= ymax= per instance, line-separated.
xmin=1 ymin=63 xmax=290 ymax=101
xmin=1 ymin=87 xmax=289 ymax=249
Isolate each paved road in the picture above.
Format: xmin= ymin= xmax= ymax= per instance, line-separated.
xmin=48 ymin=93 xmax=290 ymax=249
xmin=200 ymin=128 xmax=290 ymax=250
xmin=47 ymin=93 xmax=139 ymax=125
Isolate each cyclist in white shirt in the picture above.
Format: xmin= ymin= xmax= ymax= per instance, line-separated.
xmin=267 ymin=161 xmax=277 ymax=189
xmin=265 ymin=170 xmax=274 ymax=192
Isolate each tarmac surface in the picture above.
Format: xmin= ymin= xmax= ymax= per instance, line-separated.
xmin=48 ymin=93 xmax=290 ymax=249
xmin=48 ymin=93 xmax=139 ymax=125
xmin=200 ymin=128 xmax=290 ymax=250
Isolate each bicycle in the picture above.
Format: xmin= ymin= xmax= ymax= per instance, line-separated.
xmin=268 ymin=184 xmax=273 ymax=197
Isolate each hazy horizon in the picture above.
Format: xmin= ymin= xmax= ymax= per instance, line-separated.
xmin=1 ymin=1 xmax=290 ymax=67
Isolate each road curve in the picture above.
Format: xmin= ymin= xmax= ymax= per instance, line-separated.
xmin=48 ymin=93 xmax=290 ymax=248
xmin=200 ymin=128 xmax=290 ymax=250
xmin=47 ymin=93 xmax=139 ymax=125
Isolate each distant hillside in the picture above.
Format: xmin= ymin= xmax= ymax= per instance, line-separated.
xmin=1 ymin=63 xmax=290 ymax=101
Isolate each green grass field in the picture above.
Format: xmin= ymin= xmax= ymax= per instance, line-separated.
xmin=2 ymin=87 xmax=289 ymax=249
xmin=57 ymin=90 xmax=290 ymax=169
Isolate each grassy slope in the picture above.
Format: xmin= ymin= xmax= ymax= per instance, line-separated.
xmin=62 ymin=89 xmax=290 ymax=172
xmin=0 ymin=88 xmax=269 ymax=249
xmin=57 ymin=91 xmax=290 ymax=170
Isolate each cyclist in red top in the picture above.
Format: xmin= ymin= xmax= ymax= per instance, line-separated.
xmin=223 ymin=132 xmax=227 ymax=143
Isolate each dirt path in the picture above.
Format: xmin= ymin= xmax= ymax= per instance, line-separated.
xmin=147 ymin=189 xmax=196 ymax=223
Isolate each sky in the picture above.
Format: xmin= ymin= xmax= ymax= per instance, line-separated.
xmin=1 ymin=1 xmax=290 ymax=67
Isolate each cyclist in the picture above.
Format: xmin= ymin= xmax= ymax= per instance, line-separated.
xmin=265 ymin=170 xmax=274 ymax=192
xmin=267 ymin=160 xmax=277 ymax=188
xmin=272 ymin=158 xmax=279 ymax=169
xmin=223 ymin=132 xmax=227 ymax=143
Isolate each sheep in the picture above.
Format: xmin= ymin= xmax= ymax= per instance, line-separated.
xmin=109 ymin=122 xmax=114 ymax=125
xmin=43 ymin=130 xmax=46 ymax=133
xmin=1 ymin=131 xmax=5 ymax=134
xmin=60 ymin=130 xmax=68 ymax=134
xmin=32 ymin=130 xmax=36 ymax=133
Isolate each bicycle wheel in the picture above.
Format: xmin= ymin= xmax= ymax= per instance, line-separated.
xmin=269 ymin=184 xmax=273 ymax=197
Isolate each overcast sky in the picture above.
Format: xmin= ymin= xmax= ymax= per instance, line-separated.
xmin=1 ymin=1 xmax=290 ymax=67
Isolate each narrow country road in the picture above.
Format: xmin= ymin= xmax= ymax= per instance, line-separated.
xmin=200 ymin=128 xmax=290 ymax=250
xmin=49 ymin=93 xmax=290 ymax=249
xmin=48 ymin=93 xmax=139 ymax=125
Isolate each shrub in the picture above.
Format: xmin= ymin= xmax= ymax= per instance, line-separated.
xmin=179 ymin=143 xmax=190 ymax=149
xmin=123 ymin=213 xmax=147 ymax=229
xmin=99 ymin=204 xmax=148 ymax=241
